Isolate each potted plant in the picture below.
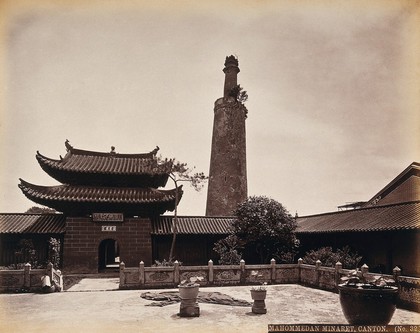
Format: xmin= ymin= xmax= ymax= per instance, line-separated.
xmin=338 ymin=266 xmax=398 ymax=325
xmin=178 ymin=276 xmax=203 ymax=317
xmin=250 ymin=271 xmax=268 ymax=314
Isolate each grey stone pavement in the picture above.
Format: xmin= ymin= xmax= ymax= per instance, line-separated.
xmin=0 ymin=278 xmax=419 ymax=333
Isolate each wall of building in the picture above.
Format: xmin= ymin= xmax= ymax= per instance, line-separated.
xmin=152 ymin=234 xmax=224 ymax=265
xmin=63 ymin=217 xmax=152 ymax=273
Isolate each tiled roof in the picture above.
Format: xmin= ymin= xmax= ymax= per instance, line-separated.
xmin=36 ymin=141 xmax=172 ymax=187
xmin=18 ymin=179 xmax=182 ymax=216
xmin=296 ymin=201 xmax=420 ymax=233
xmin=152 ymin=216 xmax=234 ymax=235
xmin=0 ymin=213 xmax=65 ymax=234
xmin=364 ymin=162 xmax=420 ymax=207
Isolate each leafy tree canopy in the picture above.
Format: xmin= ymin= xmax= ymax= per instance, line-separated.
xmin=231 ymin=196 xmax=299 ymax=264
xmin=229 ymin=84 xmax=248 ymax=104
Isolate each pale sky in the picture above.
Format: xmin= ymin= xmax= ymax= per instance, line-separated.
xmin=1 ymin=0 xmax=419 ymax=217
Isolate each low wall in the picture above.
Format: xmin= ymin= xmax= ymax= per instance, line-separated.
xmin=119 ymin=259 xmax=301 ymax=290
xmin=119 ymin=259 xmax=420 ymax=312
xmin=0 ymin=262 xmax=63 ymax=293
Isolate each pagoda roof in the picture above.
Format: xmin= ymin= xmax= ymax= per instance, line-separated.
xmin=18 ymin=179 xmax=183 ymax=217
xmin=36 ymin=141 xmax=172 ymax=187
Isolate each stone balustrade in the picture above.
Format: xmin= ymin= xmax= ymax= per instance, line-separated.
xmin=0 ymin=262 xmax=63 ymax=292
xmin=119 ymin=259 xmax=419 ymax=312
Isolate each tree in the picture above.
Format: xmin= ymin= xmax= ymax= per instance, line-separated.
xmin=229 ymin=84 xmax=248 ymax=103
xmin=159 ymin=158 xmax=207 ymax=262
xmin=25 ymin=206 xmax=57 ymax=214
xmin=231 ymin=196 xmax=299 ymax=264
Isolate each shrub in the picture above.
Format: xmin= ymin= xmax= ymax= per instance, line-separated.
xmin=48 ymin=237 xmax=61 ymax=268
xmin=213 ymin=234 xmax=242 ymax=265
xmin=15 ymin=239 xmax=38 ymax=267
xmin=152 ymin=259 xmax=182 ymax=267
xmin=302 ymin=246 xmax=362 ymax=269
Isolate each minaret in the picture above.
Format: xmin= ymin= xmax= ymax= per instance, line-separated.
xmin=206 ymin=55 xmax=248 ymax=216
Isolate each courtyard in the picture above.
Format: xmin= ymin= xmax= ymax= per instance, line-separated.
xmin=0 ymin=278 xmax=418 ymax=333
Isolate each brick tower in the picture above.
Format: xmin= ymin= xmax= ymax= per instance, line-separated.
xmin=206 ymin=55 xmax=248 ymax=216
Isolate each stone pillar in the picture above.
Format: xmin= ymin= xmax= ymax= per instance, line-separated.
xmin=47 ymin=262 xmax=53 ymax=281
xmin=335 ymin=261 xmax=343 ymax=286
xmin=119 ymin=262 xmax=125 ymax=288
xmin=298 ymin=258 xmax=303 ymax=283
xmin=361 ymin=264 xmax=369 ymax=275
xmin=208 ymin=260 xmax=214 ymax=284
xmin=240 ymin=259 xmax=246 ymax=284
xmin=174 ymin=260 xmax=180 ymax=285
xmin=139 ymin=261 xmax=145 ymax=286
xmin=270 ymin=258 xmax=276 ymax=283
xmin=393 ymin=266 xmax=401 ymax=287
xmin=315 ymin=260 xmax=322 ymax=287
xmin=24 ymin=263 xmax=31 ymax=289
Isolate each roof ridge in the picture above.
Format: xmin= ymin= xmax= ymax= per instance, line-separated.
xmin=299 ymin=200 xmax=420 ymax=219
xmin=64 ymin=140 xmax=160 ymax=159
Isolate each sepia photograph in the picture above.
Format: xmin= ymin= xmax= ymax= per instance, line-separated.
xmin=0 ymin=1 xmax=419 ymax=332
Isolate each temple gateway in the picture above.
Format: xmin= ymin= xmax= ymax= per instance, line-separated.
xmin=18 ymin=141 xmax=184 ymax=272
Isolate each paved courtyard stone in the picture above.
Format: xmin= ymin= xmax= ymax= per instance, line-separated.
xmin=0 ymin=280 xmax=418 ymax=333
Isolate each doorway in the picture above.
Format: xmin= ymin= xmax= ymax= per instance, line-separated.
xmin=98 ymin=239 xmax=120 ymax=271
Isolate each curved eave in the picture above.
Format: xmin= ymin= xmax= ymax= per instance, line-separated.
xmin=36 ymin=151 xmax=171 ymax=187
xmin=18 ymin=179 xmax=183 ymax=217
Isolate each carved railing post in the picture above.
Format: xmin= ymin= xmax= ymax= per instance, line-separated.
xmin=335 ymin=261 xmax=343 ymax=287
xmin=24 ymin=263 xmax=31 ymax=289
xmin=393 ymin=266 xmax=401 ymax=287
xmin=47 ymin=262 xmax=53 ymax=281
xmin=361 ymin=263 xmax=369 ymax=275
xmin=315 ymin=260 xmax=322 ymax=287
xmin=174 ymin=260 xmax=180 ymax=286
xmin=298 ymin=258 xmax=303 ymax=283
xmin=119 ymin=261 xmax=125 ymax=288
xmin=139 ymin=261 xmax=145 ymax=286
xmin=240 ymin=259 xmax=246 ymax=284
xmin=208 ymin=260 xmax=214 ymax=285
xmin=270 ymin=258 xmax=276 ymax=283
xmin=56 ymin=269 xmax=63 ymax=291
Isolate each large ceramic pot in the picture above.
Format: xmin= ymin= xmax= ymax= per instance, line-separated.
xmin=178 ymin=284 xmax=200 ymax=317
xmin=250 ymin=289 xmax=267 ymax=301
xmin=338 ymin=284 xmax=398 ymax=325
xmin=178 ymin=284 xmax=200 ymax=300
xmin=250 ymin=289 xmax=267 ymax=314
